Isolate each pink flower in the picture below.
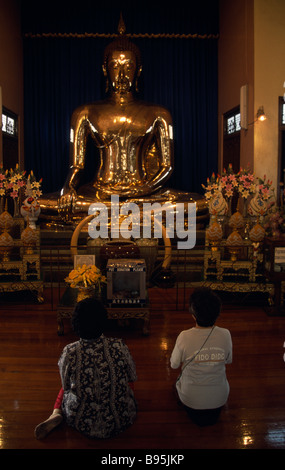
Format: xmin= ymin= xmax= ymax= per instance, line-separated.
xmin=261 ymin=187 xmax=270 ymax=199
xmin=10 ymin=190 xmax=18 ymax=199
xmin=239 ymin=174 xmax=247 ymax=182
xmin=228 ymin=174 xmax=236 ymax=182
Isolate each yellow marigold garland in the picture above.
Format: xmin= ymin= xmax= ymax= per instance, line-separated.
xmin=65 ymin=264 xmax=106 ymax=290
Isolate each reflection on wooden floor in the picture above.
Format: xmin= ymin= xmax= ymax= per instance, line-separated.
xmin=0 ymin=286 xmax=285 ymax=451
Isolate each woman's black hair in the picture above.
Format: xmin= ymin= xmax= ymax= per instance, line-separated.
xmin=189 ymin=287 xmax=221 ymax=327
xmin=71 ymin=297 xmax=107 ymax=339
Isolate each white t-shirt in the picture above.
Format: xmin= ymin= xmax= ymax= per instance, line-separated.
xmin=170 ymin=326 xmax=232 ymax=410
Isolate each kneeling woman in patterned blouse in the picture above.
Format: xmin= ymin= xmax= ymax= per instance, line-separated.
xmin=35 ymin=297 xmax=137 ymax=439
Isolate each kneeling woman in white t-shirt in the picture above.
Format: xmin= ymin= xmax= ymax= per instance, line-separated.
xmin=170 ymin=287 xmax=232 ymax=426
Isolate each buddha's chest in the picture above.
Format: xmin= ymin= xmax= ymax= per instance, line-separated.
xmin=89 ymin=106 xmax=154 ymax=142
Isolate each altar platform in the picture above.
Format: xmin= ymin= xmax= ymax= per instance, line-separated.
xmin=39 ymin=226 xmax=207 ymax=286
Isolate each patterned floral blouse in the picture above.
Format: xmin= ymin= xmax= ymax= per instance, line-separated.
xmin=58 ymin=335 xmax=137 ymax=439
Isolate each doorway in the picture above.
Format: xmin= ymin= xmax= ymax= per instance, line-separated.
xmin=2 ymin=107 xmax=19 ymax=169
xmin=223 ymin=107 xmax=241 ymax=174
xmin=223 ymin=107 xmax=241 ymax=213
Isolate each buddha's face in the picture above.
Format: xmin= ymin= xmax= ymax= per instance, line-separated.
xmin=107 ymin=49 xmax=137 ymax=94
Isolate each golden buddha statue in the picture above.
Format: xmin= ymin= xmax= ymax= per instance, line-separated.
xmin=39 ymin=18 xmax=207 ymax=226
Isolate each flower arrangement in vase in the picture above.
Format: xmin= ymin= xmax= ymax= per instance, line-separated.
xmin=20 ymin=171 xmax=43 ymax=228
xmin=203 ymin=164 xmax=273 ymax=219
xmin=202 ymin=164 xmax=240 ymax=217
xmin=264 ymin=207 xmax=285 ymax=239
xmin=6 ymin=164 xmax=26 ymax=217
xmin=202 ymin=164 xmax=275 ymax=262
xmin=0 ymin=164 xmax=42 ymax=224
xmin=65 ymin=264 xmax=107 ymax=302
xmin=248 ymin=175 xmax=273 ymax=218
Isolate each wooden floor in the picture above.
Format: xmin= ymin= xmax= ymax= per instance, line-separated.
xmin=0 ymin=286 xmax=285 ymax=453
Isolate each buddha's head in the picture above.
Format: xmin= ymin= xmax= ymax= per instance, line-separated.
xmin=102 ymin=18 xmax=142 ymax=95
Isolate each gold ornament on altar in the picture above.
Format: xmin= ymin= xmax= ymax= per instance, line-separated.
xmin=21 ymin=222 xmax=38 ymax=254
xmin=65 ymin=264 xmax=107 ymax=302
xmin=0 ymin=204 xmax=14 ymax=232
xmin=0 ymin=200 xmax=14 ymax=261
xmin=229 ymin=210 xmax=244 ymax=230
xmin=249 ymin=221 xmax=265 ymax=242
xmin=0 ymin=230 xmax=14 ymax=261
xmin=226 ymin=229 xmax=243 ymax=261
xmin=207 ymin=216 xmax=223 ymax=251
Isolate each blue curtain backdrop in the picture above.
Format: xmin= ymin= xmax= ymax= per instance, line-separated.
xmin=21 ymin=0 xmax=219 ymax=195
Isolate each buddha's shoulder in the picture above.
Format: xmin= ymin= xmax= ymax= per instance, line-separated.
xmin=71 ymin=99 xmax=172 ymax=121
xmin=136 ymin=100 xmax=172 ymax=120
